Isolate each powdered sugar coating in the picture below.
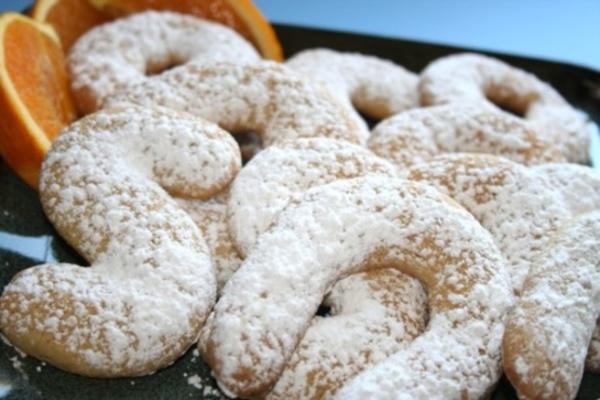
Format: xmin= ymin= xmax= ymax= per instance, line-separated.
xmin=0 ymin=106 xmax=241 ymax=377
xmin=502 ymin=212 xmax=600 ymax=399
xmin=177 ymin=191 xmax=242 ymax=292
xmin=286 ymin=48 xmax=419 ymax=141
xmin=201 ymin=176 xmax=513 ymax=398
xmin=69 ymin=11 xmax=259 ymax=114
xmin=226 ymin=137 xmax=425 ymax=398
xmin=228 ymin=138 xmax=397 ymax=256
xmin=369 ymin=103 xmax=564 ymax=168
xmin=107 ymin=61 xmax=364 ymax=146
xmin=266 ymin=268 xmax=427 ymax=400
xmin=528 ymin=163 xmax=600 ymax=374
xmin=409 ymin=155 xmax=600 ymax=388
xmin=533 ymin=163 xmax=600 ymax=216
xmin=419 ymin=53 xmax=593 ymax=163
xmin=408 ymin=155 xmax=600 ymax=293
xmin=407 ymin=154 xmax=570 ymax=293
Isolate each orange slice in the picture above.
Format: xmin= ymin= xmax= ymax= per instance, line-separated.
xmin=32 ymin=0 xmax=283 ymax=61
xmin=0 ymin=13 xmax=77 ymax=188
xmin=31 ymin=0 xmax=112 ymax=51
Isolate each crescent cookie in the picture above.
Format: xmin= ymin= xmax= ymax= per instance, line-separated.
xmin=69 ymin=11 xmax=260 ymax=114
xmin=368 ymin=103 xmax=565 ymax=168
xmin=525 ymin=163 xmax=600 ymax=375
xmin=107 ymin=60 xmax=365 ymax=146
xmin=503 ymin=212 xmax=600 ymax=400
xmin=286 ymin=48 xmax=419 ymax=136
xmin=419 ymin=53 xmax=593 ymax=163
xmin=225 ymin=137 xmax=426 ymax=398
xmin=201 ymin=176 xmax=513 ymax=399
xmin=0 ymin=106 xmax=241 ymax=377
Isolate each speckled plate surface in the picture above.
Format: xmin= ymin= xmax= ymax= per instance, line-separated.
xmin=0 ymin=23 xmax=599 ymax=400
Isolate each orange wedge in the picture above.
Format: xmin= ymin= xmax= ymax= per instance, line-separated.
xmin=31 ymin=0 xmax=112 ymax=51
xmin=0 ymin=13 xmax=77 ymax=188
xmin=32 ymin=0 xmax=283 ymax=61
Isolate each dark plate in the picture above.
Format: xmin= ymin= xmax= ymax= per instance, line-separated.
xmin=0 ymin=22 xmax=599 ymax=400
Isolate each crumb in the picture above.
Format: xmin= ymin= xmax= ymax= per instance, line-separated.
xmin=10 ymin=356 xmax=21 ymax=370
xmin=203 ymin=385 xmax=222 ymax=397
xmin=187 ymin=374 xmax=203 ymax=390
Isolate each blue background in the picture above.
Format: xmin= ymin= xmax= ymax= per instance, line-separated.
xmin=1 ymin=0 xmax=599 ymax=70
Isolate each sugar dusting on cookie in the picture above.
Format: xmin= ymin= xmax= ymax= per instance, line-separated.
xmin=407 ymin=154 xmax=593 ymax=293
xmin=369 ymin=103 xmax=564 ymax=168
xmin=177 ymin=192 xmax=242 ymax=292
xmin=503 ymin=212 xmax=600 ymax=399
xmin=286 ymin=48 xmax=419 ymax=136
xmin=267 ymin=269 xmax=427 ymax=399
xmin=408 ymin=154 xmax=600 ymax=398
xmin=69 ymin=11 xmax=259 ymax=113
xmin=0 ymin=106 xmax=242 ymax=377
xmin=228 ymin=137 xmax=397 ymax=256
xmin=419 ymin=53 xmax=593 ymax=163
xmin=108 ymin=61 xmax=365 ymax=146
xmin=226 ymin=137 xmax=429 ymax=398
xmin=202 ymin=176 xmax=513 ymax=398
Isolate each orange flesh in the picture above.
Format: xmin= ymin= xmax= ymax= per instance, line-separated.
xmin=40 ymin=0 xmax=112 ymax=51
xmin=5 ymin=20 xmax=76 ymax=139
xmin=0 ymin=16 xmax=77 ymax=188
